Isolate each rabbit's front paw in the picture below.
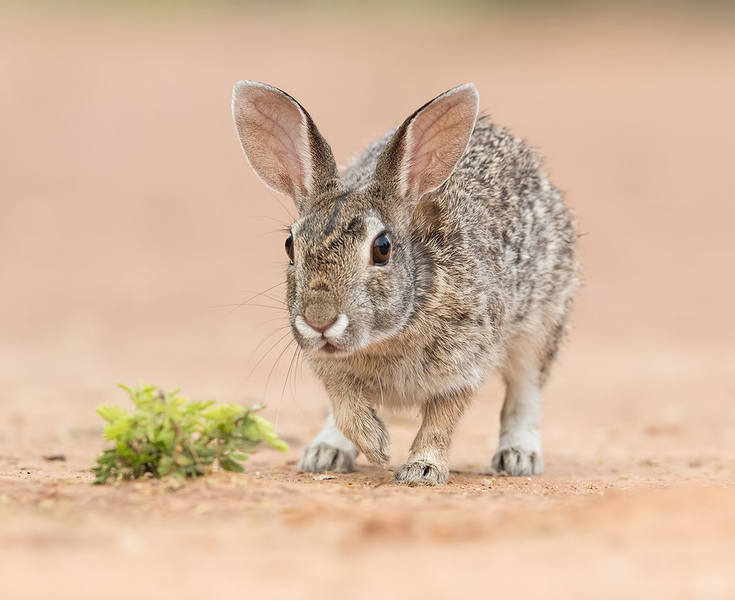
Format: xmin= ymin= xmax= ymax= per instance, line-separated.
xmin=335 ymin=406 xmax=391 ymax=467
xmin=393 ymin=460 xmax=449 ymax=486
xmin=298 ymin=442 xmax=356 ymax=473
xmin=490 ymin=432 xmax=543 ymax=476
xmin=354 ymin=422 xmax=391 ymax=467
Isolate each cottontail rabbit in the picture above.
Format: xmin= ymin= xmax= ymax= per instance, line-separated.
xmin=232 ymin=81 xmax=578 ymax=485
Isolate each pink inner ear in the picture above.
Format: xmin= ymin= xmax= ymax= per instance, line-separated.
xmin=234 ymin=84 xmax=312 ymax=199
xmin=401 ymin=86 xmax=478 ymax=200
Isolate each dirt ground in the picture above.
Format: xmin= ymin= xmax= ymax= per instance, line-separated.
xmin=1 ymin=5 xmax=734 ymax=599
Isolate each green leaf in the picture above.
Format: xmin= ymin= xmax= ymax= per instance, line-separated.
xmin=97 ymin=404 xmax=127 ymax=424
xmin=218 ymin=457 xmax=244 ymax=472
xmin=91 ymin=384 xmax=287 ymax=485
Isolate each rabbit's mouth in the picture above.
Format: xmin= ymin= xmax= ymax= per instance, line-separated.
xmin=316 ymin=337 xmax=351 ymax=356
xmin=293 ymin=313 xmax=355 ymax=356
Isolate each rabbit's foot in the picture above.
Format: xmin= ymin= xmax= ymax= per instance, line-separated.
xmin=489 ymin=431 xmax=543 ymax=476
xmin=298 ymin=413 xmax=358 ymax=473
xmin=393 ymin=459 xmax=449 ymax=486
xmin=299 ymin=442 xmax=356 ymax=473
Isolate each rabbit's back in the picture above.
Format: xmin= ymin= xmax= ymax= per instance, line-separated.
xmin=447 ymin=119 xmax=577 ymax=335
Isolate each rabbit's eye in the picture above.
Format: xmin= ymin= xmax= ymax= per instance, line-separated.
xmin=285 ymin=233 xmax=294 ymax=264
xmin=371 ymin=233 xmax=391 ymax=266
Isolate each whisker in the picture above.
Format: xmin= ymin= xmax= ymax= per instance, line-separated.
xmin=268 ymin=190 xmax=297 ymax=223
xmin=206 ymin=283 xmax=287 ymax=312
xmin=251 ymin=324 xmax=292 ymax=361
xmin=294 ymin=347 xmax=305 ymax=401
xmin=281 ymin=343 xmax=300 ymax=407
xmin=265 ymin=339 xmax=297 ymax=427
xmin=207 ymin=302 xmax=285 ymax=311
xmin=257 ymin=315 xmax=291 ymax=327
xmin=225 ymin=281 xmax=289 ymax=317
xmin=230 ymin=321 xmax=290 ymax=398
xmin=232 ymin=289 xmax=286 ymax=306
xmin=247 ymin=215 xmax=292 ymax=229
xmin=266 ymin=338 xmax=296 ymax=394
xmin=298 ymin=345 xmax=307 ymax=383
xmin=211 ymin=303 xmax=287 ymax=314
xmin=247 ymin=329 xmax=293 ymax=382
xmin=235 ymin=281 xmax=286 ymax=294
xmin=252 ymin=334 xmax=295 ymax=433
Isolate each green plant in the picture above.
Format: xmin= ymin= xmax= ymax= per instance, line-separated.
xmin=92 ymin=384 xmax=288 ymax=484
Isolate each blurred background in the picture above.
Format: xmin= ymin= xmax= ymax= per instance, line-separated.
xmin=1 ymin=1 xmax=734 ymax=599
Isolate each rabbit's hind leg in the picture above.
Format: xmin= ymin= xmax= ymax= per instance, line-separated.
xmin=490 ymin=331 xmax=546 ymax=476
xmin=298 ymin=410 xmax=359 ymax=473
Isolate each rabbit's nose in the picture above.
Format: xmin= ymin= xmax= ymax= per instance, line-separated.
xmin=303 ymin=303 xmax=339 ymax=333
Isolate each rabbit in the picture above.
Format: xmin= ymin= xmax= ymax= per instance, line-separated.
xmin=231 ymin=81 xmax=578 ymax=485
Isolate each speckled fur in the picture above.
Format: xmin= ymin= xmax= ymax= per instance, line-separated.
xmin=313 ymin=118 xmax=578 ymax=401
xmin=232 ymin=82 xmax=578 ymax=484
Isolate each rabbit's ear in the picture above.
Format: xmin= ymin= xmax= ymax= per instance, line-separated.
xmin=377 ymin=83 xmax=479 ymax=209
xmin=232 ymin=81 xmax=339 ymax=212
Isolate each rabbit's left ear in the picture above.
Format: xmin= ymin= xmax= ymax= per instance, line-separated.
xmin=232 ymin=81 xmax=339 ymax=213
xmin=377 ymin=83 xmax=479 ymax=208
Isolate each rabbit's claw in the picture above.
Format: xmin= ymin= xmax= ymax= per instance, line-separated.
xmin=489 ymin=435 xmax=544 ymax=476
xmin=392 ymin=460 xmax=448 ymax=486
xmin=298 ymin=413 xmax=358 ymax=473
xmin=298 ymin=442 xmax=356 ymax=473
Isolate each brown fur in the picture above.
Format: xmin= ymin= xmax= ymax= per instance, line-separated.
xmin=232 ymin=82 xmax=578 ymax=484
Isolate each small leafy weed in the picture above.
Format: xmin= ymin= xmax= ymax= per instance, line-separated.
xmin=92 ymin=384 xmax=288 ymax=484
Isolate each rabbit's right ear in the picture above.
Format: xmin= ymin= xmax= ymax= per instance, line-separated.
xmin=376 ymin=83 xmax=479 ymax=217
xmin=232 ymin=81 xmax=339 ymax=213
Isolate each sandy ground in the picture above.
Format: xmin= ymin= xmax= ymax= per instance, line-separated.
xmin=1 ymin=5 xmax=734 ymax=599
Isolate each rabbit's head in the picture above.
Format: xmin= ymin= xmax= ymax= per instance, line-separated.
xmin=232 ymin=81 xmax=479 ymax=356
